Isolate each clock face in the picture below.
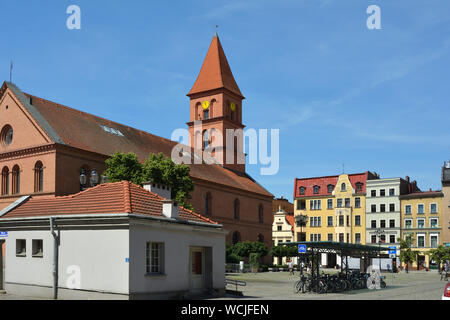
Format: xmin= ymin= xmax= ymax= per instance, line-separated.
xmin=230 ymin=102 xmax=236 ymax=112
xmin=202 ymin=100 xmax=210 ymax=110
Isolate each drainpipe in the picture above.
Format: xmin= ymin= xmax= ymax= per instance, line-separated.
xmin=50 ymin=217 xmax=58 ymax=299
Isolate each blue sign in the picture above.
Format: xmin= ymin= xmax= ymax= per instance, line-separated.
xmin=445 ymin=243 xmax=450 ymax=248
xmin=0 ymin=231 xmax=7 ymax=238
xmin=125 ymin=258 xmax=129 ymax=263
xmin=298 ymin=244 xmax=306 ymax=254
xmin=388 ymin=246 xmax=397 ymax=255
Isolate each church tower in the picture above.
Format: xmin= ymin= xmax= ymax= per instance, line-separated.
xmin=187 ymin=34 xmax=246 ymax=173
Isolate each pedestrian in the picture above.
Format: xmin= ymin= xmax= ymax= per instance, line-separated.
xmin=288 ymin=260 xmax=294 ymax=275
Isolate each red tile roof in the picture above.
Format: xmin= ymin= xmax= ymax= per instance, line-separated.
xmin=285 ymin=214 xmax=295 ymax=230
xmin=294 ymin=172 xmax=377 ymax=198
xmin=1 ymin=82 xmax=272 ymax=198
xmin=1 ymin=181 xmax=219 ymax=225
xmin=187 ymin=35 xmax=244 ymax=98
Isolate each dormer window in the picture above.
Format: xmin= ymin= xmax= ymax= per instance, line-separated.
xmin=356 ymin=182 xmax=363 ymax=193
xmin=341 ymin=183 xmax=346 ymax=191
xmin=299 ymin=187 xmax=305 ymax=195
xmin=327 ymin=184 xmax=334 ymax=193
xmin=313 ymin=186 xmax=320 ymax=194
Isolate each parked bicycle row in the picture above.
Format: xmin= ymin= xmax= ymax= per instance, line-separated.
xmin=293 ymin=270 xmax=387 ymax=294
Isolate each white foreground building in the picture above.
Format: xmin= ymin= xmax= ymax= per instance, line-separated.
xmin=0 ymin=181 xmax=227 ymax=299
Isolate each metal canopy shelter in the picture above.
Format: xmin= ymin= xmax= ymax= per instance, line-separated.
xmin=279 ymin=241 xmax=390 ymax=280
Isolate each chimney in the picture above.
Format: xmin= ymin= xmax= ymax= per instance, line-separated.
xmin=142 ymin=181 xmax=172 ymax=199
xmin=162 ymin=200 xmax=179 ymax=219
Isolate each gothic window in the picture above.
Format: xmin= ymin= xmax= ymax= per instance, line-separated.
xmin=234 ymin=199 xmax=240 ymax=220
xmin=12 ymin=165 xmax=20 ymax=195
xmin=34 ymin=161 xmax=44 ymax=193
xmin=258 ymin=204 xmax=263 ymax=224
xmin=1 ymin=167 xmax=9 ymax=195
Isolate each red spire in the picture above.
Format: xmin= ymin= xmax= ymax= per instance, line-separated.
xmin=187 ymin=35 xmax=244 ymax=98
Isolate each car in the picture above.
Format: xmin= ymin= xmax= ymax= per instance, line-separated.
xmin=443 ymin=282 xmax=450 ymax=300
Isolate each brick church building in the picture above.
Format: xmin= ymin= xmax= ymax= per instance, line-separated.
xmin=0 ymin=35 xmax=273 ymax=254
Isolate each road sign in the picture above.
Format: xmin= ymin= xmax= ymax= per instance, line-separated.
xmin=388 ymin=246 xmax=397 ymax=255
xmin=0 ymin=231 xmax=7 ymax=238
xmin=298 ymin=244 xmax=306 ymax=254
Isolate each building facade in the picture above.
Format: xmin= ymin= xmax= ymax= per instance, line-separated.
xmin=272 ymin=207 xmax=294 ymax=265
xmin=0 ymin=181 xmax=226 ymax=299
xmin=400 ymin=190 xmax=444 ymax=269
xmin=442 ymin=161 xmax=450 ymax=246
xmin=293 ymin=172 xmax=378 ymax=267
xmin=0 ymin=35 xmax=274 ymax=258
xmin=272 ymin=197 xmax=293 ymax=214
xmin=365 ymin=177 xmax=417 ymax=253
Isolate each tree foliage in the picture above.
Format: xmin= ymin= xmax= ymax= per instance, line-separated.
xmin=232 ymin=241 xmax=268 ymax=258
xmin=428 ymin=245 xmax=450 ymax=267
xmin=398 ymin=234 xmax=415 ymax=269
xmin=142 ymin=153 xmax=194 ymax=210
xmin=104 ymin=152 xmax=143 ymax=185
xmin=104 ymin=152 xmax=194 ymax=210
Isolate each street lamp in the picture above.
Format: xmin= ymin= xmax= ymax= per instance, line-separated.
xmin=295 ymin=214 xmax=308 ymax=275
xmin=90 ymin=169 xmax=99 ymax=187
xmin=375 ymin=228 xmax=385 ymax=271
xmin=79 ymin=169 xmax=87 ymax=191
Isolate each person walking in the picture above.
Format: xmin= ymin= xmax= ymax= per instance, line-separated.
xmin=288 ymin=260 xmax=294 ymax=275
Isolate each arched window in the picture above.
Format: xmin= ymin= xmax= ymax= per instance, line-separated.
xmin=203 ymin=108 xmax=210 ymax=120
xmin=258 ymin=204 xmax=264 ymax=224
xmin=34 ymin=161 xmax=44 ymax=193
xmin=202 ymin=130 xmax=209 ymax=150
xmin=234 ymin=199 xmax=240 ymax=220
xmin=205 ymin=192 xmax=212 ymax=216
xmin=341 ymin=183 xmax=346 ymax=191
xmin=299 ymin=187 xmax=305 ymax=195
xmin=1 ymin=167 xmax=9 ymax=195
xmin=313 ymin=185 xmax=320 ymax=194
xmin=257 ymin=234 xmax=264 ymax=243
xmin=12 ymin=165 xmax=20 ymax=195
xmin=232 ymin=231 xmax=241 ymax=245
xmin=327 ymin=184 xmax=334 ymax=193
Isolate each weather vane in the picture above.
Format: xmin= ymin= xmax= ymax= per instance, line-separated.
xmin=215 ymin=25 xmax=219 ymax=36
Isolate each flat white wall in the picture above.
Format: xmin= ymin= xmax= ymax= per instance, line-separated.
xmin=5 ymin=228 xmax=129 ymax=295
xmin=129 ymin=220 xmax=225 ymax=295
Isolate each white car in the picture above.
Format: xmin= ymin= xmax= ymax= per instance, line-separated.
xmin=443 ymin=282 xmax=450 ymax=300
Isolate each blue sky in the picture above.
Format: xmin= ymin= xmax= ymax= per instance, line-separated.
xmin=1 ymin=0 xmax=449 ymax=201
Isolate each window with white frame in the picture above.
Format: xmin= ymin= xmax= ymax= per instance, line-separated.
xmin=327 ymin=199 xmax=333 ymax=209
xmin=405 ymin=205 xmax=412 ymax=214
xmin=430 ymin=218 xmax=438 ymax=228
xmin=417 ymin=235 xmax=425 ymax=248
xmin=417 ymin=204 xmax=424 ymax=214
xmin=32 ymin=239 xmax=43 ymax=257
xmin=430 ymin=203 xmax=437 ymax=214
xmin=146 ymin=242 xmax=164 ymax=274
xmin=430 ymin=234 xmax=438 ymax=248
xmin=417 ymin=218 xmax=425 ymax=229
xmin=404 ymin=219 xmax=412 ymax=229
xmin=16 ymin=239 xmax=26 ymax=257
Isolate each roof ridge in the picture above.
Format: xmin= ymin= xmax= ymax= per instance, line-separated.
xmin=122 ymin=181 xmax=132 ymax=213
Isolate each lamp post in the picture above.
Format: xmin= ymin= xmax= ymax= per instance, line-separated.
xmin=295 ymin=214 xmax=308 ymax=275
xmin=375 ymin=228 xmax=385 ymax=271
xmin=90 ymin=169 xmax=99 ymax=187
xmin=79 ymin=169 xmax=87 ymax=191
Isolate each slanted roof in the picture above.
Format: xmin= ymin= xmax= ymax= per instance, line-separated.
xmin=0 ymin=181 xmax=219 ymax=226
xmin=187 ymin=35 xmax=244 ymax=98
xmin=0 ymin=82 xmax=272 ymax=198
xmin=293 ymin=172 xmax=377 ymax=198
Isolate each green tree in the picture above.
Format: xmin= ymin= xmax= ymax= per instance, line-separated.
xmin=232 ymin=241 xmax=268 ymax=259
xmin=428 ymin=245 xmax=450 ymax=269
xmin=270 ymin=245 xmax=287 ymax=265
xmin=398 ymin=234 xmax=415 ymax=273
xmin=141 ymin=153 xmax=195 ymax=210
xmin=104 ymin=152 xmax=143 ymax=185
